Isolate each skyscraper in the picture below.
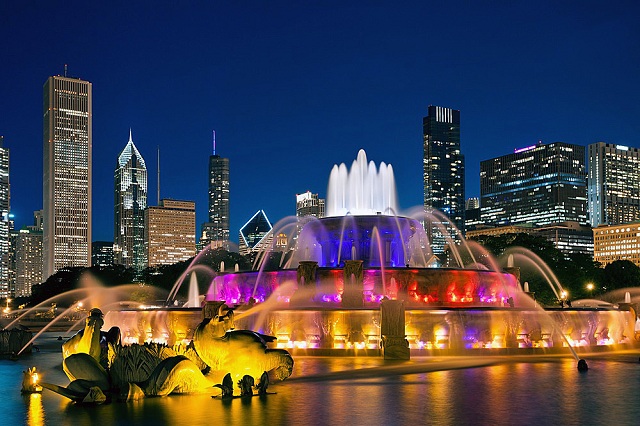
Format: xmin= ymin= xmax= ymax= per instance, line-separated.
xmin=203 ymin=131 xmax=230 ymax=248
xmin=43 ymin=75 xmax=92 ymax=279
xmin=423 ymin=105 xmax=465 ymax=252
xmin=588 ymin=142 xmax=640 ymax=226
xmin=239 ymin=210 xmax=273 ymax=256
xmin=92 ymin=241 xmax=115 ymax=267
xmin=0 ymin=136 xmax=10 ymax=297
xmin=480 ymin=142 xmax=587 ymax=227
xmin=114 ymin=130 xmax=147 ymax=271
xmin=296 ymin=191 xmax=325 ymax=218
xmin=145 ymin=199 xmax=196 ymax=267
xmin=11 ymin=211 xmax=43 ymax=298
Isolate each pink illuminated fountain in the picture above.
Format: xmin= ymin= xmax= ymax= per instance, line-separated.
xmin=104 ymin=150 xmax=636 ymax=357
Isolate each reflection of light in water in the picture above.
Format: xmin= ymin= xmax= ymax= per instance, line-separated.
xmin=26 ymin=393 xmax=45 ymax=426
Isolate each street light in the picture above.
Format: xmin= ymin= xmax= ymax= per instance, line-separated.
xmin=586 ymin=283 xmax=595 ymax=294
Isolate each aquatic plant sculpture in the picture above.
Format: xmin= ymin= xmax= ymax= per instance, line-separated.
xmin=38 ymin=307 xmax=292 ymax=403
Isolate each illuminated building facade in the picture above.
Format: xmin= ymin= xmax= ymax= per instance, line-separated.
xmin=11 ymin=211 xmax=43 ymax=297
xmin=296 ymin=191 xmax=325 ymax=218
xmin=423 ymin=105 xmax=465 ymax=252
xmin=466 ymin=221 xmax=592 ymax=256
xmin=43 ymin=75 xmax=92 ymax=279
xmin=0 ymin=137 xmax=10 ymax=297
xmin=534 ymin=221 xmax=593 ymax=256
xmin=114 ymin=130 xmax=147 ymax=271
xmin=12 ymin=230 xmax=43 ymax=298
xmin=480 ymin=142 xmax=587 ymax=227
xmin=588 ymin=142 xmax=640 ymax=227
xmin=204 ymin=137 xmax=230 ymax=248
xmin=92 ymin=241 xmax=114 ymax=267
xmin=593 ymin=223 xmax=640 ymax=267
xmin=239 ymin=210 xmax=273 ymax=256
xmin=145 ymin=200 xmax=196 ymax=266
xmin=465 ymin=197 xmax=482 ymax=231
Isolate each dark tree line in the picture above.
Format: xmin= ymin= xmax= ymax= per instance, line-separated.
xmin=468 ymin=233 xmax=640 ymax=306
xmin=19 ymin=239 xmax=640 ymax=309
xmin=24 ymin=249 xmax=253 ymax=307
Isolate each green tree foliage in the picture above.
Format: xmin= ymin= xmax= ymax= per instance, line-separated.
xmin=195 ymin=248 xmax=252 ymax=272
xmin=602 ymin=260 xmax=640 ymax=291
xmin=28 ymin=265 xmax=140 ymax=307
xmin=469 ymin=233 xmax=604 ymax=306
xmin=141 ymin=259 xmax=193 ymax=295
xmin=29 ymin=267 xmax=85 ymax=306
xmin=26 ymin=249 xmax=254 ymax=308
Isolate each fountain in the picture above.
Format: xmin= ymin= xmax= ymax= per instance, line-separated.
xmin=98 ymin=150 xmax=635 ymax=358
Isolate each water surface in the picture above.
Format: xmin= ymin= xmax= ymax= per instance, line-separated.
xmin=1 ymin=333 xmax=638 ymax=425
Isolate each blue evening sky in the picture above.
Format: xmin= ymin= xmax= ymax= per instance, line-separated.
xmin=1 ymin=1 xmax=639 ymax=243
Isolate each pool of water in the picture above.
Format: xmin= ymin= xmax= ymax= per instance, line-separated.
xmin=1 ymin=333 xmax=639 ymax=425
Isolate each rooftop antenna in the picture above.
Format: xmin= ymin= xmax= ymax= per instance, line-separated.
xmin=213 ymin=130 xmax=216 ymax=155
xmin=157 ymin=146 xmax=160 ymax=205
xmin=64 ymin=64 xmax=68 ymax=77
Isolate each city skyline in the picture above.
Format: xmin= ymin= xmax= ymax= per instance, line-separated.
xmin=2 ymin=2 xmax=640 ymax=244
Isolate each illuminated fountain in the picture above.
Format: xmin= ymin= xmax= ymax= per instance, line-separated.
xmin=104 ymin=150 xmax=636 ymax=357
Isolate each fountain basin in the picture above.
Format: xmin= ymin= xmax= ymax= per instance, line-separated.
xmin=103 ymin=305 xmax=635 ymax=355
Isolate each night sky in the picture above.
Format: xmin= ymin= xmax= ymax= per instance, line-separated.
xmin=2 ymin=1 xmax=639 ymax=244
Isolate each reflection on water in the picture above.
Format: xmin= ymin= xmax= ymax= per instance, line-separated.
xmin=1 ymin=334 xmax=640 ymax=425
xmin=24 ymin=393 xmax=45 ymax=426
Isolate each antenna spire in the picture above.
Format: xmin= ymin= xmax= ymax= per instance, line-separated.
xmin=64 ymin=64 xmax=68 ymax=77
xmin=157 ymin=146 xmax=160 ymax=205
xmin=213 ymin=130 xmax=216 ymax=155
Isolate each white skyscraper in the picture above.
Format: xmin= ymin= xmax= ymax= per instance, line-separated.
xmin=43 ymin=75 xmax=92 ymax=279
xmin=114 ymin=130 xmax=147 ymax=271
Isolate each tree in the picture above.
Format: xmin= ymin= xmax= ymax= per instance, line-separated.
xmin=603 ymin=260 xmax=640 ymax=291
xmin=469 ymin=232 xmax=604 ymax=306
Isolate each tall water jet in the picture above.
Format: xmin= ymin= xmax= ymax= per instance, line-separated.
xmin=327 ymin=149 xmax=398 ymax=216
xmin=97 ymin=149 xmax=636 ymax=358
xmin=186 ymin=273 xmax=200 ymax=308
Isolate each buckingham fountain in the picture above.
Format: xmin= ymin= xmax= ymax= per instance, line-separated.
xmin=99 ymin=150 xmax=637 ymax=361
xmin=10 ymin=150 xmax=640 ymax=405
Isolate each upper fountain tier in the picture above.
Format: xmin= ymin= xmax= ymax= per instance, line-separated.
xmin=326 ymin=150 xmax=398 ymax=217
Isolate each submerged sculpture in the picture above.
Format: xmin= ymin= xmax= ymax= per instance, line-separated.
xmin=39 ymin=307 xmax=293 ymax=403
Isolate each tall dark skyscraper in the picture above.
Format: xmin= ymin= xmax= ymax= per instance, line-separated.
xmin=202 ymin=131 xmax=230 ymax=249
xmin=114 ymin=130 xmax=147 ymax=271
xmin=0 ymin=136 xmax=10 ymax=297
xmin=423 ymin=106 xmax=465 ymax=253
xmin=43 ymin=75 xmax=92 ymax=279
xmin=480 ymin=142 xmax=587 ymax=227
xmin=588 ymin=142 xmax=640 ymax=227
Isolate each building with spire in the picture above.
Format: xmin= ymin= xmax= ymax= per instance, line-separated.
xmin=114 ymin=130 xmax=147 ymax=271
xmin=43 ymin=75 xmax=92 ymax=279
xmin=201 ymin=130 xmax=230 ymax=250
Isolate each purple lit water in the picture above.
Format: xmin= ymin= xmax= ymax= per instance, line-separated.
xmin=1 ymin=333 xmax=639 ymax=425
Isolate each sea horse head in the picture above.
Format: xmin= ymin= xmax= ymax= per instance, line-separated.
xmin=62 ymin=308 xmax=104 ymax=362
